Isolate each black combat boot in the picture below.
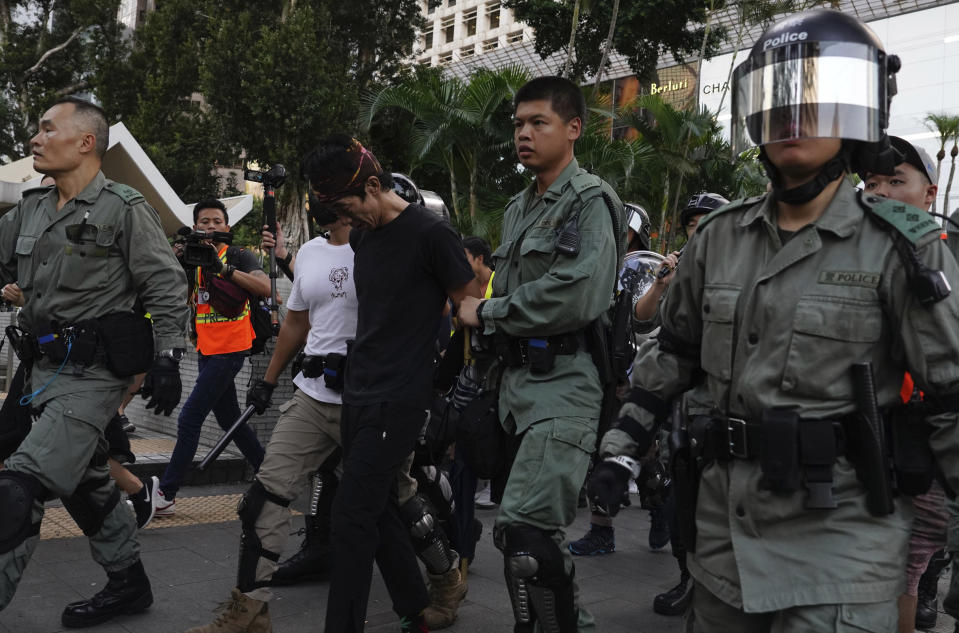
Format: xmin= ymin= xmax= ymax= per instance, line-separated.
xmin=270 ymin=513 xmax=331 ymax=585
xmin=61 ymin=559 xmax=153 ymax=628
xmin=917 ymin=549 xmax=950 ymax=630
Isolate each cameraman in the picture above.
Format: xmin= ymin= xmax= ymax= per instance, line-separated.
xmin=153 ymin=199 xmax=270 ymax=516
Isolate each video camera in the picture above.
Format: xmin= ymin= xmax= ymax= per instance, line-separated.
xmin=244 ymin=164 xmax=287 ymax=189
xmin=175 ymin=227 xmax=234 ymax=268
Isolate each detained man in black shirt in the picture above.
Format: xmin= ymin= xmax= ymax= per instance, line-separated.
xmin=302 ymin=135 xmax=480 ymax=633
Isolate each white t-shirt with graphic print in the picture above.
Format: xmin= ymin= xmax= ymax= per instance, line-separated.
xmin=286 ymin=237 xmax=357 ymax=404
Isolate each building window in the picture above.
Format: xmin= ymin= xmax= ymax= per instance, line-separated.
xmin=486 ymin=2 xmax=501 ymax=30
xmin=464 ymin=8 xmax=477 ymax=37
xmin=440 ymin=52 xmax=454 ymax=64
xmin=460 ymin=45 xmax=475 ymax=58
xmin=482 ymin=37 xmax=499 ymax=51
xmin=507 ymin=30 xmax=524 ymax=44
xmin=424 ymin=27 xmax=433 ymax=50
xmin=447 ymin=0 xmax=455 ymax=6
xmin=427 ymin=0 xmax=435 ymax=14
xmin=442 ymin=16 xmax=455 ymax=43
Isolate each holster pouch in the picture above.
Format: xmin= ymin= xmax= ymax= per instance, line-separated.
xmin=889 ymin=404 xmax=935 ymax=496
xmin=323 ymin=352 xmax=346 ymax=391
xmin=66 ymin=319 xmax=100 ymax=365
xmin=300 ymin=355 xmax=324 ymax=378
xmin=5 ymin=325 xmax=37 ymax=363
xmin=526 ymin=338 xmax=555 ymax=375
xmin=36 ymin=328 xmax=70 ymax=364
xmin=96 ymin=312 xmax=154 ymax=377
xmin=759 ymin=408 xmax=801 ymax=493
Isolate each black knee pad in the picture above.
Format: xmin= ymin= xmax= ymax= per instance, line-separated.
xmin=399 ymin=493 xmax=457 ymax=575
xmin=236 ymin=478 xmax=291 ymax=592
xmin=61 ymin=476 xmax=121 ymax=537
xmin=499 ymin=523 xmax=577 ymax=633
xmin=0 ymin=471 xmax=44 ymax=553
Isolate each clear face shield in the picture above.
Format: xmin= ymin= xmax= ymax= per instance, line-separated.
xmin=730 ymin=41 xmax=886 ymax=155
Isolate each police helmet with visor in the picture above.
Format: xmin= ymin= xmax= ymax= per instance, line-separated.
xmin=730 ymin=10 xmax=901 ymax=202
xmin=681 ymin=193 xmax=729 ymax=227
xmin=625 ymin=203 xmax=651 ymax=251
xmin=392 ymin=173 xmax=425 ymax=205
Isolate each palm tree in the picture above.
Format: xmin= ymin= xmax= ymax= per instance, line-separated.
xmin=591 ymin=0 xmax=620 ymax=93
xmin=361 ymin=66 xmax=530 ymax=227
xmin=924 ymin=113 xmax=959 ymax=215
xmin=617 ymin=95 xmax=715 ymax=251
xmin=944 ymin=124 xmax=959 ymax=218
xmin=561 ymin=0 xmax=593 ymax=78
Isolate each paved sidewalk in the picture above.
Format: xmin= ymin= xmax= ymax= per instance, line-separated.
xmin=1 ymin=484 xmax=955 ymax=632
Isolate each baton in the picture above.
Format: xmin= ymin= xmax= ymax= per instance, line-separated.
xmin=196 ymin=405 xmax=257 ymax=471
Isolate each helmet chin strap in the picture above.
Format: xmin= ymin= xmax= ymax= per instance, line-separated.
xmin=760 ymin=148 xmax=848 ymax=205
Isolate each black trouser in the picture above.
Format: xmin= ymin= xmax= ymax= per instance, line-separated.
xmin=324 ymin=402 xmax=430 ymax=633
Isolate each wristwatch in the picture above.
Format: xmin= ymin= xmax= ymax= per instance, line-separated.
xmin=158 ymin=348 xmax=185 ymax=362
xmin=475 ymin=300 xmax=487 ymax=332
xmin=222 ymin=265 xmax=237 ymax=279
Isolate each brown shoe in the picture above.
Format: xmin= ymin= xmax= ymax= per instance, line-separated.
xmin=422 ymin=566 xmax=467 ymax=630
xmin=185 ymin=588 xmax=271 ymax=633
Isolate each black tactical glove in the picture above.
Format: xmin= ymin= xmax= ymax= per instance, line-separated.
xmin=587 ymin=458 xmax=636 ymax=517
xmin=246 ymin=379 xmax=276 ymax=415
xmin=140 ymin=356 xmax=182 ymax=417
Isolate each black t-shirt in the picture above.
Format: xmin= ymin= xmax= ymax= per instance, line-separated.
xmin=345 ymin=204 xmax=475 ymax=408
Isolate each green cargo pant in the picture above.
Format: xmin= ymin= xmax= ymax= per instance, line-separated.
xmin=686 ymin=581 xmax=897 ymax=632
xmin=496 ymin=415 xmax=597 ymax=633
xmin=1 ymin=387 xmax=134 ymax=610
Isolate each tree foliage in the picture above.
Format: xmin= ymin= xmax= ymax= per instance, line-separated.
xmin=98 ymin=0 xmax=422 ymax=250
xmin=0 ymin=0 xmax=126 ymax=160
xmin=505 ymin=0 xmax=724 ymax=82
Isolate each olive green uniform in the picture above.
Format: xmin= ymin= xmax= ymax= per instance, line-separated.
xmin=478 ymin=158 xmax=624 ymax=631
xmin=0 ymin=172 xmax=188 ymax=608
xmin=602 ymin=182 xmax=959 ymax=631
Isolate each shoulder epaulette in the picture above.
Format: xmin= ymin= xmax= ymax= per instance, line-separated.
xmin=569 ymin=170 xmax=602 ymax=197
xmin=21 ymin=184 xmax=54 ymax=197
xmin=696 ymin=194 xmax=765 ymax=231
xmin=104 ymin=181 xmax=145 ymax=204
xmin=858 ymin=192 xmax=939 ymax=245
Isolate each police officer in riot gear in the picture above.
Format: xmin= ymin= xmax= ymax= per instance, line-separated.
xmin=590 ymin=10 xmax=959 ymax=631
xmin=0 ymin=97 xmax=188 ymax=625
xmin=680 ymin=193 xmax=727 ymax=236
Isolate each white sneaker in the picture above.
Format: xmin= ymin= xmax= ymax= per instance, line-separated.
xmin=152 ymin=484 xmax=176 ymax=517
xmin=474 ymin=483 xmax=497 ymax=509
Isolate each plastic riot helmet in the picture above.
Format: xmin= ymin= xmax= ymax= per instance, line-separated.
xmin=625 ymin=203 xmax=651 ymax=252
xmin=392 ymin=173 xmax=424 ymax=205
xmin=681 ymin=193 xmax=729 ymax=232
xmin=730 ymin=9 xmax=901 ymax=204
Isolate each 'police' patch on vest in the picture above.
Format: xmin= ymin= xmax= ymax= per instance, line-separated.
xmin=818 ymin=270 xmax=880 ymax=288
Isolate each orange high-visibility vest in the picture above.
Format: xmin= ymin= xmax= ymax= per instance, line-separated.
xmin=194 ymin=245 xmax=254 ymax=355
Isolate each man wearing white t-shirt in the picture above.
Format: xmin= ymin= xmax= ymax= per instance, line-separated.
xmin=186 ymin=208 xmax=356 ymax=633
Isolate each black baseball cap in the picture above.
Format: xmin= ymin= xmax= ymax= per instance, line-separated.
xmin=888 ymin=136 xmax=937 ymax=185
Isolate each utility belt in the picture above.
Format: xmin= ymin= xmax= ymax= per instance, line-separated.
xmin=6 ymin=311 xmax=154 ymax=378
xmin=494 ymin=331 xmax=585 ymax=375
xmin=687 ymin=411 xmax=850 ymax=509
xmin=670 ymin=405 xmax=937 ymax=552
xmin=300 ymin=352 xmax=347 ymax=391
